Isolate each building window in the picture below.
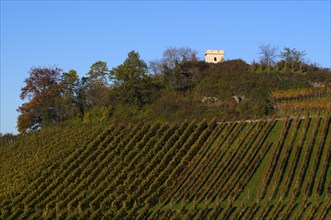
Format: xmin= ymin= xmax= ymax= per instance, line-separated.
xmin=214 ymin=57 xmax=217 ymax=61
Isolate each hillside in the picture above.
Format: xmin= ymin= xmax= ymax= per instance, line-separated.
xmin=1 ymin=115 xmax=331 ymax=219
xmin=16 ymin=49 xmax=331 ymax=133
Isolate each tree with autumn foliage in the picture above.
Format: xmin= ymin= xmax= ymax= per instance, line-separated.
xmin=17 ymin=67 xmax=66 ymax=132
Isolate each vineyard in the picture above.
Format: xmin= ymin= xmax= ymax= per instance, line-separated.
xmin=0 ymin=115 xmax=331 ymax=219
xmin=272 ymin=87 xmax=331 ymax=112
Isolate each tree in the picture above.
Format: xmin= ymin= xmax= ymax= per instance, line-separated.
xmin=280 ymin=47 xmax=306 ymax=72
xmin=149 ymin=59 xmax=163 ymax=75
xmin=162 ymin=47 xmax=198 ymax=69
xmin=88 ymin=61 xmax=110 ymax=85
xmin=17 ymin=67 xmax=65 ymax=132
xmin=59 ymin=70 xmax=80 ymax=120
xmin=166 ymin=60 xmax=207 ymax=91
xmin=149 ymin=47 xmax=198 ymax=75
xmin=258 ymin=44 xmax=278 ymax=72
xmin=293 ymin=50 xmax=306 ymax=71
xmin=149 ymin=47 xmax=199 ymax=90
xmin=113 ymin=51 xmax=148 ymax=82
xmin=81 ymin=61 xmax=111 ymax=109
xmin=111 ymin=51 xmax=157 ymax=107
xmin=62 ymin=69 xmax=79 ymax=93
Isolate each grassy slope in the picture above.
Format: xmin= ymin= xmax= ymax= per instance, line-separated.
xmin=0 ymin=115 xmax=330 ymax=219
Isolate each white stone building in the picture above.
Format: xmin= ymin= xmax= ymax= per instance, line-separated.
xmin=205 ymin=50 xmax=224 ymax=63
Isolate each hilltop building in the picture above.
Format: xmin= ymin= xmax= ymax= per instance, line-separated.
xmin=205 ymin=50 xmax=224 ymax=63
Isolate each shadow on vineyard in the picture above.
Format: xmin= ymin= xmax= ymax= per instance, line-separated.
xmin=1 ymin=114 xmax=331 ymax=219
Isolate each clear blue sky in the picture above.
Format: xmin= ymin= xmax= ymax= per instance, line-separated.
xmin=1 ymin=1 xmax=330 ymax=134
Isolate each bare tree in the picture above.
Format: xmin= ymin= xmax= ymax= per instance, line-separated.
xmin=258 ymin=44 xmax=278 ymax=72
xmin=162 ymin=47 xmax=198 ymax=69
xmin=149 ymin=47 xmax=198 ymax=74
xmin=149 ymin=59 xmax=163 ymax=75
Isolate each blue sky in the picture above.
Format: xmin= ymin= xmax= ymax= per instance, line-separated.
xmin=1 ymin=1 xmax=330 ymax=134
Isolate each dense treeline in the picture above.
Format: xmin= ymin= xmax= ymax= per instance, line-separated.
xmin=15 ymin=47 xmax=331 ymax=133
